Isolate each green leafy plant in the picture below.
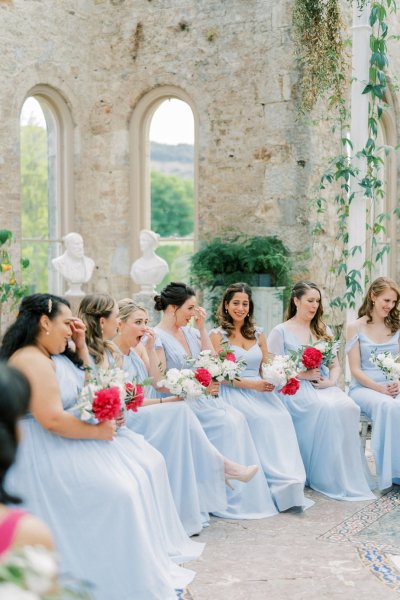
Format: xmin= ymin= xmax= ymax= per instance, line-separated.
xmin=0 ymin=229 xmax=30 ymax=337
xmin=190 ymin=234 xmax=292 ymax=318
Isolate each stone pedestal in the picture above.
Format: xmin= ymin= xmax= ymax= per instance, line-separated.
xmin=132 ymin=291 xmax=158 ymax=326
xmin=65 ymin=291 xmax=85 ymax=316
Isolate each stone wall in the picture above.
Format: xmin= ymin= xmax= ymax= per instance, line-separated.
xmin=0 ymin=0 xmax=399 ymax=307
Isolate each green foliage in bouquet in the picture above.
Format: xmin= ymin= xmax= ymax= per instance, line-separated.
xmin=0 ymin=230 xmax=30 ymax=337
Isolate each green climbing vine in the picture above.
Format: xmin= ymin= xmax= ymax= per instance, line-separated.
xmin=294 ymin=0 xmax=399 ymax=313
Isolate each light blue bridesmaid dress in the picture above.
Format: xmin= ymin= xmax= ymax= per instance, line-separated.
xmin=7 ymin=354 xmax=202 ymax=600
xmin=212 ymin=327 xmax=313 ymax=511
xmin=347 ymin=329 xmax=400 ymax=490
xmin=267 ymin=324 xmax=375 ymax=501
xmin=154 ymin=326 xmax=278 ymax=519
xmin=116 ymin=346 xmax=228 ymax=535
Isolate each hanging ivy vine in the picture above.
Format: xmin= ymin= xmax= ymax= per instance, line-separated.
xmin=292 ymin=0 xmax=347 ymax=112
xmin=294 ymin=0 xmax=399 ymax=313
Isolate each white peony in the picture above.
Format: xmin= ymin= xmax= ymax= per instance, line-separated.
xmin=0 ymin=583 xmax=39 ymax=600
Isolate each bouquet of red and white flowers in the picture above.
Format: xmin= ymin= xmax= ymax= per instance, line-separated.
xmin=190 ymin=347 xmax=245 ymax=383
xmin=290 ymin=338 xmax=341 ymax=374
xmin=157 ymin=367 xmax=211 ymax=399
xmin=77 ymin=367 xmax=147 ymax=421
xmin=261 ymin=355 xmax=300 ymax=395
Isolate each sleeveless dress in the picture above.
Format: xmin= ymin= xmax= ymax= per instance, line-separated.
xmin=0 ymin=509 xmax=27 ymax=556
xmin=213 ymin=327 xmax=312 ymax=511
xmin=116 ymin=346 xmax=227 ymax=535
xmin=6 ymin=354 xmax=202 ymax=600
xmin=154 ymin=326 xmax=278 ymax=519
xmin=347 ymin=329 xmax=400 ymax=490
xmin=267 ymin=324 xmax=375 ymax=501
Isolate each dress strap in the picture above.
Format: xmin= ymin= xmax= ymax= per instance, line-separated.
xmin=0 ymin=509 xmax=27 ymax=556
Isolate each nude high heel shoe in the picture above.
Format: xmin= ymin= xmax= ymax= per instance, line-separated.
xmin=224 ymin=463 xmax=259 ymax=490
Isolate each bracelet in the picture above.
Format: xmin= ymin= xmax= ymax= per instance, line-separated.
xmin=160 ymin=398 xmax=163 ymax=404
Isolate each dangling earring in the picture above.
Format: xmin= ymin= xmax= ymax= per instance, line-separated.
xmin=247 ymin=313 xmax=249 ymax=317
xmin=225 ymin=309 xmax=228 ymax=314
xmin=46 ymin=331 xmax=50 ymax=336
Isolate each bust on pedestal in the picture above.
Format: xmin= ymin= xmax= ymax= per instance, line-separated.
xmin=130 ymin=230 xmax=169 ymax=325
xmin=52 ymin=232 xmax=95 ymax=298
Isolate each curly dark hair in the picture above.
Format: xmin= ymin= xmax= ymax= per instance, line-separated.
xmin=285 ymin=281 xmax=331 ymax=340
xmin=216 ymin=282 xmax=256 ymax=340
xmin=358 ymin=277 xmax=400 ymax=334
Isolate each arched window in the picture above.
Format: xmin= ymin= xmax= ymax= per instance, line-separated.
xmin=149 ymin=99 xmax=194 ymax=288
xmin=20 ymin=87 xmax=73 ymax=293
xmin=130 ymin=87 xmax=198 ymax=291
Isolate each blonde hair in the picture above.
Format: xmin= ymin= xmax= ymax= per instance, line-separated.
xmin=78 ymin=294 xmax=117 ymax=365
xmin=117 ymin=298 xmax=147 ymax=322
xmin=358 ymin=277 xmax=400 ymax=333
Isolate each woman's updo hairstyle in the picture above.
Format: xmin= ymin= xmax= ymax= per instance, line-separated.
xmin=358 ymin=276 xmax=400 ymax=333
xmin=0 ymin=363 xmax=30 ymax=504
xmin=154 ymin=282 xmax=196 ymax=312
xmin=216 ymin=282 xmax=256 ymax=340
xmin=0 ymin=293 xmax=70 ymax=360
xmin=286 ymin=281 xmax=330 ymax=339
xmin=78 ymin=294 xmax=117 ymax=365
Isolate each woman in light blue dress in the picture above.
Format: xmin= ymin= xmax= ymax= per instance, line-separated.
xmin=210 ymin=283 xmax=313 ymax=511
xmin=98 ymin=297 xmax=229 ymax=535
xmin=152 ymin=282 xmax=278 ymax=520
xmin=2 ymin=293 xmax=200 ymax=600
xmin=268 ymin=281 xmax=375 ymax=502
xmin=347 ymin=276 xmax=400 ymax=490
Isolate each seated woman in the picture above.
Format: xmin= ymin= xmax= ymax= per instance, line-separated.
xmin=210 ymin=283 xmax=312 ymax=512
xmin=152 ymin=282 xmax=278 ymax=519
xmin=0 ymin=363 xmax=54 ymax=557
xmin=267 ymin=281 xmax=374 ymax=501
xmin=112 ymin=298 xmax=276 ymax=528
xmin=347 ymin=276 xmax=400 ymax=490
xmin=1 ymin=293 xmax=200 ymax=600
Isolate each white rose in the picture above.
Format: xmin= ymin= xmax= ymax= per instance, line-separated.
xmin=166 ymin=369 xmax=181 ymax=384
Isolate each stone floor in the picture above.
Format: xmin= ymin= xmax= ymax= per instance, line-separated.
xmin=187 ymin=452 xmax=400 ymax=599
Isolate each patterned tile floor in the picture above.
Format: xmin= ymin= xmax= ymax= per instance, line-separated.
xmin=320 ymin=486 xmax=400 ymax=592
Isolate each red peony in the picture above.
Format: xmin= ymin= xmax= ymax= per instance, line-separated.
xmin=301 ymin=347 xmax=323 ymax=370
xmin=279 ymin=377 xmax=300 ymax=396
xmin=126 ymin=384 xmax=145 ymax=412
xmin=224 ymin=352 xmax=236 ymax=362
xmin=92 ymin=386 xmax=121 ymax=421
xmin=194 ymin=367 xmax=212 ymax=388
xmin=125 ymin=382 xmax=134 ymax=394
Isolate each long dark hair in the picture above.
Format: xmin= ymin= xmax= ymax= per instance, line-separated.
xmin=216 ymin=282 xmax=256 ymax=340
xmin=0 ymin=294 xmax=70 ymax=360
xmin=0 ymin=363 xmax=30 ymax=504
xmin=358 ymin=277 xmax=400 ymax=334
xmin=285 ymin=281 xmax=330 ymax=339
xmin=154 ymin=282 xmax=196 ymax=312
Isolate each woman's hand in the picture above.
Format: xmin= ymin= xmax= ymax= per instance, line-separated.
xmin=311 ymin=377 xmax=334 ymax=389
xmin=252 ymin=380 xmax=275 ymax=392
xmin=142 ymin=327 xmax=156 ymax=351
xmin=115 ymin=412 xmax=126 ymax=428
xmin=166 ymin=395 xmax=184 ymax=403
xmin=194 ymin=306 xmax=207 ymax=330
xmin=386 ymin=381 xmax=399 ymax=397
xmin=206 ymin=380 xmax=220 ymax=396
xmin=70 ymin=318 xmax=87 ymax=351
xmin=298 ymin=368 xmax=321 ymax=381
xmin=95 ymin=420 xmax=117 ymax=440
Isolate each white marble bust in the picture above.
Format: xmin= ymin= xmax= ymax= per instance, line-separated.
xmin=52 ymin=232 xmax=95 ymax=296
xmin=130 ymin=230 xmax=169 ymax=294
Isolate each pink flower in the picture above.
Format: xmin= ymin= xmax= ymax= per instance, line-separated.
xmin=224 ymin=352 xmax=236 ymax=362
xmin=126 ymin=384 xmax=145 ymax=412
xmin=279 ymin=378 xmax=300 ymax=396
xmin=92 ymin=386 xmax=121 ymax=421
xmin=194 ymin=367 xmax=212 ymax=388
xmin=302 ymin=347 xmax=323 ymax=370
